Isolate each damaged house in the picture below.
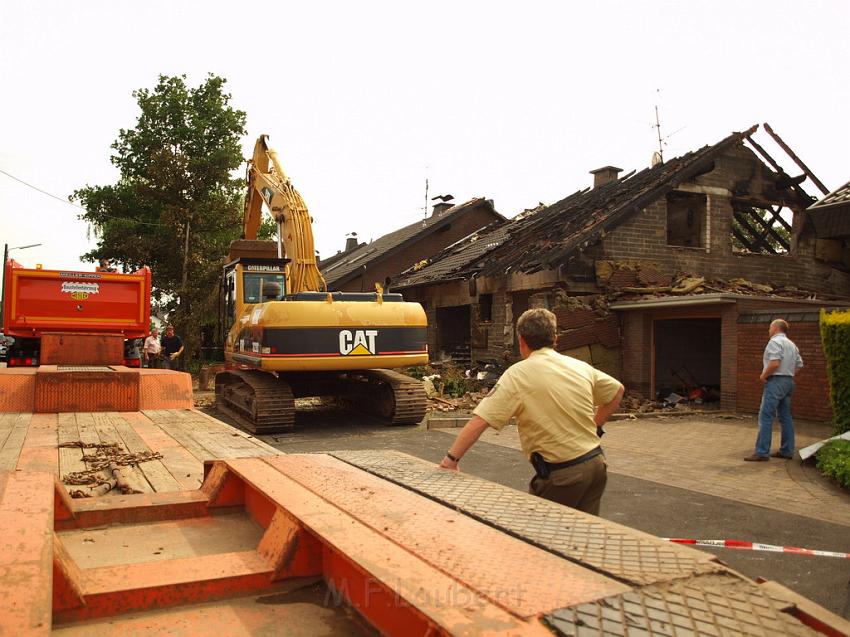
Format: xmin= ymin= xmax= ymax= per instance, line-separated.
xmin=319 ymin=197 xmax=504 ymax=292
xmin=393 ymin=125 xmax=850 ymax=421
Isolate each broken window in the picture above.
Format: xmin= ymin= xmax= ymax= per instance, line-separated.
xmin=666 ymin=191 xmax=706 ymax=248
xmin=731 ymin=201 xmax=791 ymax=254
xmin=436 ymin=305 xmax=471 ymax=365
xmin=479 ymin=293 xmax=493 ymax=322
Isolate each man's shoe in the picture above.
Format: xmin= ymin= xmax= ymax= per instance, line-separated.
xmin=744 ymin=454 xmax=769 ymax=462
xmin=770 ymin=452 xmax=793 ymax=459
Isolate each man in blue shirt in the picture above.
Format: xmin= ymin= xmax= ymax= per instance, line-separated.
xmin=745 ymin=319 xmax=803 ymax=461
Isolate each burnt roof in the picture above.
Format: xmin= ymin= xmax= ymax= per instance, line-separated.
xmin=394 ymin=125 xmax=821 ymax=290
xmin=394 ymin=221 xmax=511 ymax=289
xmin=479 ymin=126 xmax=779 ymax=277
xmin=320 ymin=197 xmax=503 ymax=289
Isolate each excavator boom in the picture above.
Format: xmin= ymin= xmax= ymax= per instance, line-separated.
xmin=243 ymin=135 xmax=326 ymax=294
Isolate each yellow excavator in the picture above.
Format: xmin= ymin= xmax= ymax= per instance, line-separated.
xmin=215 ymin=135 xmax=429 ymax=432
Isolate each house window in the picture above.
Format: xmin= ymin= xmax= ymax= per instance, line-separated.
xmin=731 ymin=201 xmax=791 ymax=255
xmin=666 ymin=191 xmax=706 ymax=248
xmin=479 ymin=294 xmax=493 ymax=322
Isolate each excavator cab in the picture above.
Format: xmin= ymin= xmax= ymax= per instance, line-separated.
xmin=222 ymin=257 xmax=289 ymax=335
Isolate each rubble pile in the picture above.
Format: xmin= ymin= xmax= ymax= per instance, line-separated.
xmin=426 ymin=389 xmax=490 ymax=413
xmin=596 ymin=259 xmax=826 ymax=301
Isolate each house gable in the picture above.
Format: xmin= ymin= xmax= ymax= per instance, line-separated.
xmin=320 ymin=198 xmax=504 ymax=292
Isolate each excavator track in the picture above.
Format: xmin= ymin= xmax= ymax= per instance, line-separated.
xmin=344 ymin=369 xmax=428 ymax=425
xmin=214 ymin=369 xmax=295 ymax=434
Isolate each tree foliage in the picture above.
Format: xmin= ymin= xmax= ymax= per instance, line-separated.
xmin=72 ymin=74 xmax=248 ymax=363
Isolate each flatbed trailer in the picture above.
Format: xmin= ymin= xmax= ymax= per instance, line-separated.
xmin=0 ymin=410 xmax=847 ymax=636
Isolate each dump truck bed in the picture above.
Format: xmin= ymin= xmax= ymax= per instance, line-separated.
xmin=2 ymin=264 xmax=151 ymax=339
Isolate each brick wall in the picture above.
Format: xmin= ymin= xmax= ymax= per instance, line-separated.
xmin=719 ymin=305 xmax=738 ymax=410
xmin=620 ymin=312 xmax=652 ymax=398
xmin=736 ymin=319 xmax=832 ymax=422
xmin=617 ymin=299 xmax=837 ymax=419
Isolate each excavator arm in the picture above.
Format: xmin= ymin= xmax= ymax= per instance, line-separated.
xmin=243 ymin=135 xmax=326 ymax=293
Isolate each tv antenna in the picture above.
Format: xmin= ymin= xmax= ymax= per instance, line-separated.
xmin=653 ymin=91 xmax=685 ymax=164
xmin=654 ymin=104 xmax=664 ymax=161
xmin=423 ymin=174 xmax=429 ymax=220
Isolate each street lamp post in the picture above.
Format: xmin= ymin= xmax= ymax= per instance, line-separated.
xmin=1 ymin=243 xmax=43 ymax=327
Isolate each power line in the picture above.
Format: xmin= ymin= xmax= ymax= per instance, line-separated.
xmin=0 ymin=166 xmax=87 ymax=210
xmin=0 ymin=166 xmax=165 ymax=227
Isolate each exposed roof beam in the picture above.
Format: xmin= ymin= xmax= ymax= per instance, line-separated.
xmin=763 ymin=123 xmax=829 ymax=196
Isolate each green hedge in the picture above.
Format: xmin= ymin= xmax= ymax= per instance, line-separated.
xmin=820 ymin=309 xmax=850 ymax=434
xmin=816 ymin=439 xmax=850 ymax=489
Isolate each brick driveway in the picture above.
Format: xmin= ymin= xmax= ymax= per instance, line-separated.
xmin=442 ymin=414 xmax=850 ymax=527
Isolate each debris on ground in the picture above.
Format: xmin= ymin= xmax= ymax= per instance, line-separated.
xmin=426 ymin=389 xmax=490 ymax=412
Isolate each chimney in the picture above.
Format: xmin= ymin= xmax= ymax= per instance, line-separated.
xmin=430 ymin=194 xmax=455 ymax=217
xmin=432 ymin=201 xmax=453 ymax=217
xmin=589 ymin=166 xmax=622 ymax=188
xmin=345 ymin=234 xmax=358 ymax=252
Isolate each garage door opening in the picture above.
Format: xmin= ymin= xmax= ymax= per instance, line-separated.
xmin=654 ymin=318 xmax=721 ymax=406
xmin=436 ymin=305 xmax=471 ymax=366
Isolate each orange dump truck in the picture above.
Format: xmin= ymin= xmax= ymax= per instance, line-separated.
xmin=2 ymin=261 xmax=151 ymax=367
xmin=0 ymin=260 xmax=191 ymax=414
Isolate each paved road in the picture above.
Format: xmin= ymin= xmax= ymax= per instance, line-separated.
xmin=203 ymin=405 xmax=850 ymax=618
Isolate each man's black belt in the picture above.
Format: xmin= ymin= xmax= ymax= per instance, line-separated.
xmin=530 ymin=446 xmax=603 ymax=480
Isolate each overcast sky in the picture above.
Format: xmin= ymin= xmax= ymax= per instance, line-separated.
xmin=1 ymin=1 xmax=848 ymax=271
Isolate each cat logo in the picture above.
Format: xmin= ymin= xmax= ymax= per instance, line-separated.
xmin=70 ymin=291 xmax=89 ymax=300
xmin=339 ymin=329 xmax=378 ymax=356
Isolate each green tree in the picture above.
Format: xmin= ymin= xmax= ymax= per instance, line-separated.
xmin=72 ymin=74 xmax=247 ymax=365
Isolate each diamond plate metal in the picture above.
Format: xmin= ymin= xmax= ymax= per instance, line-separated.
xmin=35 ymin=369 xmax=138 ymax=412
xmin=544 ymin=574 xmax=818 ymax=637
xmin=270 ymin=454 xmax=629 ymax=619
xmin=56 ymin=366 xmax=114 ymax=372
xmin=330 ymin=450 xmax=723 ymax=586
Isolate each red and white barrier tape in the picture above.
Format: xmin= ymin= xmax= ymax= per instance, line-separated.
xmin=664 ymin=538 xmax=850 ymax=560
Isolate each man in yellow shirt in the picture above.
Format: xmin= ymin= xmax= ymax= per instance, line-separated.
xmin=439 ymin=308 xmax=624 ymax=515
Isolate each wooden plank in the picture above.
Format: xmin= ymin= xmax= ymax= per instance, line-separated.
xmin=190 ymin=431 xmax=267 ymax=460
xmin=155 ymin=409 xmax=278 ymax=461
xmin=0 ymin=412 xmax=23 ymax=450
xmin=75 ymin=412 xmax=101 ymax=445
xmin=58 ymin=413 xmax=87 ymax=486
xmin=190 ymin=409 xmax=275 ymax=446
xmin=17 ymin=413 xmax=59 ymax=473
xmin=0 ymin=414 xmax=32 ymax=471
xmin=110 ymin=413 xmax=182 ymax=493
xmin=91 ymin=412 xmax=153 ymax=495
xmin=143 ymin=409 xmax=219 ymax=462
xmin=193 ymin=430 xmax=277 ymax=459
xmin=124 ymin=411 xmax=205 ymax=490
xmin=168 ymin=408 xmax=223 ymax=433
